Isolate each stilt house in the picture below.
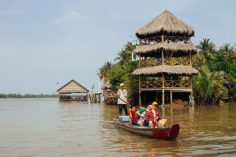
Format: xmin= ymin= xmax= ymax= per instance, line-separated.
xmin=132 ymin=10 xmax=199 ymax=105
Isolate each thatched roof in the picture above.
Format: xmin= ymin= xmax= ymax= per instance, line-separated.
xmin=136 ymin=10 xmax=194 ymax=38
xmin=134 ymin=42 xmax=197 ymax=55
xmin=57 ymin=80 xmax=89 ymax=94
xmin=132 ymin=65 xmax=199 ymax=76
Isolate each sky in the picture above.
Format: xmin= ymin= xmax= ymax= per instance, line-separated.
xmin=0 ymin=0 xmax=235 ymax=94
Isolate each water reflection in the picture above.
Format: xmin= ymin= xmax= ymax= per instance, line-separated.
xmin=0 ymin=99 xmax=236 ymax=156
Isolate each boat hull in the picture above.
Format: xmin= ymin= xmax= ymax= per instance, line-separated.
xmin=115 ymin=122 xmax=180 ymax=140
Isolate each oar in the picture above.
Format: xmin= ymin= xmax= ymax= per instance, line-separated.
xmin=118 ymin=97 xmax=132 ymax=107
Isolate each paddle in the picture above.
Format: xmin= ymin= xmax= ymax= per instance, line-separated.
xmin=118 ymin=97 xmax=132 ymax=107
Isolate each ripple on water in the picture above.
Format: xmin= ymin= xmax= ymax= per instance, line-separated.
xmin=0 ymin=99 xmax=236 ymax=157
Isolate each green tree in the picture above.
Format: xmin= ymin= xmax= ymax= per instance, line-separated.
xmin=219 ymin=44 xmax=236 ymax=64
xmin=209 ymin=44 xmax=236 ymax=101
xmin=196 ymin=38 xmax=215 ymax=65
xmin=115 ymin=42 xmax=136 ymax=64
xmin=97 ymin=61 xmax=112 ymax=81
xmin=193 ymin=65 xmax=228 ymax=105
xmin=98 ymin=42 xmax=137 ymax=99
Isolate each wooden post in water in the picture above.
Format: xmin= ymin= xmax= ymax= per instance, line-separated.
xmin=161 ymin=35 xmax=165 ymax=118
xmin=138 ymin=54 xmax=142 ymax=106
xmin=162 ymin=104 xmax=165 ymax=120
xmin=170 ymin=103 xmax=173 ymax=125
xmin=170 ymin=90 xmax=173 ymax=106
xmin=161 ymin=72 xmax=165 ymax=117
xmin=161 ymin=35 xmax=165 ymax=107
xmin=190 ymin=76 xmax=194 ymax=105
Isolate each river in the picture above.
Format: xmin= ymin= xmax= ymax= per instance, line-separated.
xmin=0 ymin=98 xmax=236 ymax=157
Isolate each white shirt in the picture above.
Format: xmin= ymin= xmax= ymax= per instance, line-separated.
xmin=117 ymin=89 xmax=127 ymax=104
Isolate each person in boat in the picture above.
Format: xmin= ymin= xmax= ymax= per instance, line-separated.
xmin=143 ymin=102 xmax=161 ymax=128
xmin=136 ymin=105 xmax=146 ymax=126
xmin=136 ymin=105 xmax=146 ymax=117
xmin=151 ymin=101 xmax=161 ymax=121
xmin=128 ymin=105 xmax=139 ymax=125
xmin=143 ymin=105 xmax=155 ymax=128
xmin=151 ymin=101 xmax=168 ymax=127
xmin=116 ymin=83 xmax=128 ymax=116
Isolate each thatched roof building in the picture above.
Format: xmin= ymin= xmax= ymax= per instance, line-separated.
xmin=132 ymin=10 xmax=199 ymax=106
xmin=136 ymin=10 xmax=194 ymax=38
xmin=57 ymin=80 xmax=89 ymax=101
xmin=57 ymin=80 xmax=89 ymax=94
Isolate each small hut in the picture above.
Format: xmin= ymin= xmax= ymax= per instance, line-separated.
xmin=57 ymin=80 xmax=89 ymax=101
xmin=132 ymin=10 xmax=199 ymax=106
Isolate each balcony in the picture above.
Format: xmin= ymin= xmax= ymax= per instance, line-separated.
xmin=140 ymin=56 xmax=190 ymax=67
xmin=140 ymin=79 xmax=191 ymax=91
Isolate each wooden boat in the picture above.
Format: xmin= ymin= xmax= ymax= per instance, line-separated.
xmin=114 ymin=118 xmax=180 ymax=140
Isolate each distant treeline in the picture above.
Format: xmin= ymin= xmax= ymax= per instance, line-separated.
xmin=0 ymin=93 xmax=59 ymax=98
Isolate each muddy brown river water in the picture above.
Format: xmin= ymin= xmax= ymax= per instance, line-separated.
xmin=0 ymin=98 xmax=236 ymax=157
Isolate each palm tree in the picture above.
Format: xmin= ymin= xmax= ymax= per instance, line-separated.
xmin=197 ymin=38 xmax=215 ymax=52
xmin=197 ymin=38 xmax=216 ymax=64
xmin=193 ymin=65 xmax=228 ymax=105
xmin=97 ymin=61 xmax=112 ymax=81
xmin=219 ymin=44 xmax=236 ymax=64
xmin=115 ymin=42 xmax=136 ymax=64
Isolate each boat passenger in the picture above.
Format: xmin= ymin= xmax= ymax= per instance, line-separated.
xmin=136 ymin=105 xmax=146 ymax=126
xmin=152 ymin=101 xmax=168 ymax=128
xmin=151 ymin=101 xmax=161 ymax=122
xmin=143 ymin=105 xmax=156 ymax=128
xmin=136 ymin=105 xmax=146 ymax=117
xmin=128 ymin=105 xmax=139 ymax=125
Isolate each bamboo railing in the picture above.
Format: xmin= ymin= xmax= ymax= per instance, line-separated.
xmin=140 ymin=80 xmax=162 ymax=88
xmin=140 ymin=58 xmax=162 ymax=67
xmin=140 ymin=56 xmax=190 ymax=67
xmin=165 ymin=56 xmax=190 ymax=66
xmin=139 ymin=36 xmax=191 ymax=45
xmin=164 ymin=80 xmax=190 ymax=88
xmin=140 ymin=79 xmax=190 ymax=89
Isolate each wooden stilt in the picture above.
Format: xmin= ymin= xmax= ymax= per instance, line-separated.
xmin=161 ymin=73 xmax=165 ymax=106
xmin=138 ymin=54 xmax=142 ymax=106
xmin=190 ymin=91 xmax=194 ymax=106
xmin=170 ymin=90 xmax=173 ymax=106
xmin=190 ymin=76 xmax=194 ymax=105
xmin=170 ymin=103 xmax=173 ymax=125
xmin=162 ymin=101 xmax=165 ymax=119
xmin=162 ymin=89 xmax=165 ymax=105
xmin=161 ymin=34 xmax=165 ymax=105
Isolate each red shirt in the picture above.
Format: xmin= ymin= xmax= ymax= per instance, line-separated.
xmin=144 ymin=110 xmax=154 ymax=121
xmin=128 ymin=109 xmax=138 ymax=121
xmin=144 ymin=109 xmax=160 ymax=122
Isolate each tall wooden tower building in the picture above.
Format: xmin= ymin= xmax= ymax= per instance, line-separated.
xmin=132 ymin=10 xmax=199 ymax=105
